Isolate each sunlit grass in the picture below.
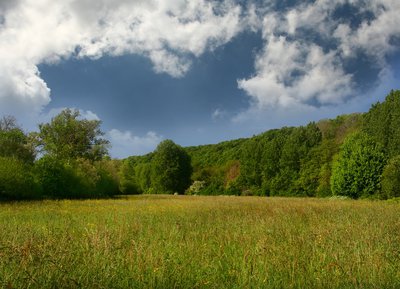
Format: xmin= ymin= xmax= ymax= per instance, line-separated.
xmin=0 ymin=195 xmax=399 ymax=288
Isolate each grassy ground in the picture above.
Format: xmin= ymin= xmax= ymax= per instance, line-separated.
xmin=0 ymin=195 xmax=399 ymax=288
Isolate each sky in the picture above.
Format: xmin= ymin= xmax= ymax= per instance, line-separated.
xmin=1 ymin=0 xmax=400 ymax=158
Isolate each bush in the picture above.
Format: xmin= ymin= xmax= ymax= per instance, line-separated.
xmin=95 ymin=159 xmax=121 ymax=196
xmin=0 ymin=157 xmax=39 ymax=199
xmin=35 ymin=156 xmax=78 ymax=198
xmin=331 ymin=133 xmax=386 ymax=199
xmin=186 ymin=181 xmax=206 ymax=195
xmin=35 ymin=156 xmax=112 ymax=199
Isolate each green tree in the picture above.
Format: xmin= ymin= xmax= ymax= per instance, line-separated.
xmin=331 ymin=132 xmax=386 ymax=199
xmin=0 ymin=116 xmax=35 ymax=163
xmin=271 ymin=123 xmax=322 ymax=195
xmin=363 ymin=90 xmax=400 ymax=158
xmin=381 ymin=155 xmax=400 ymax=199
xmin=151 ymin=140 xmax=192 ymax=194
xmin=94 ymin=158 xmax=121 ymax=196
xmin=0 ymin=156 xmax=39 ymax=199
xmin=261 ymin=128 xmax=293 ymax=195
xmin=36 ymin=109 xmax=109 ymax=161
xmin=238 ymin=138 xmax=264 ymax=188
xmin=119 ymin=158 xmax=141 ymax=194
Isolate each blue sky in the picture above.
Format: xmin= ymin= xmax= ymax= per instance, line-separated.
xmin=1 ymin=0 xmax=400 ymax=158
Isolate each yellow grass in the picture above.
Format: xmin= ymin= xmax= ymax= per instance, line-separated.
xmin=0 ymin=195 xmax=399 ymax=288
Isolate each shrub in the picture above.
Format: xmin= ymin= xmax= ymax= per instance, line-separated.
xmin=186 ymin=180 xmax=206 ymax=195
xmin=34 ymin=156 xmax=78 ymax=198
xmin=331 ymin=132 xmax=386 ymax=199
xmin=0 ymin=157 xmax=39 ymax=199
xmin=95 ymin=159 xmax=121 ymax=196
xmin=35 ymin=156 xmax=103 ymax=198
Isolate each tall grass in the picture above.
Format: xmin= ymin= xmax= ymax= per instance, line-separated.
xmin=0 ymin=196 xmax=399 ymax=288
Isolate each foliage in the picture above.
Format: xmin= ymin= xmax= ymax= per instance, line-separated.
xmin=186 ymin=180 xmax=206 ymax=194
xmin=94 ymin=159 xmax=121 ymax=197
xmin=0 ymin=157 xmax=39 ymax=199
xmin=151 ymin=140 xmax=192 ymax=194
xmin=35 ymin=156 xmax=119 ymax=199
xmin=36 ymin=109 xmax=109 ymax=161
xmin=331 ymin=132 xmax=386 ymax=198
xmin=2 ymin=90 xmax=400 ymax=200
xmin=119 ymin=159 xmax=140 ymax=194
xmin=0 ymin=116 xmax=35 ymax=163
xmin=381 ymin=155 xmax=400 ymax=199
xmin=363 ymin=90 xmax=400 ymax=158
xmin=34 ymin=156 xmax=79 ymax=198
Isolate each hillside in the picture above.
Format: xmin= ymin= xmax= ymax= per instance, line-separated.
xmin=2 ymin=91 xmax=400 ymax=200
xmin=119 ymin=90 xmax=400 ymax=199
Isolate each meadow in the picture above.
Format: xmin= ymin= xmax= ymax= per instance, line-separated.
xmin=0 ymin=195 xmax=399 ymax=288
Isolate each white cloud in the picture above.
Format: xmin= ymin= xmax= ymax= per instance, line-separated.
xmin=238 ymin=36 xmax=353 ymax=108
xmin=107 ymin=129 xmax=163 ymax=158
xmin=334 ymin=0 xmax=400 ymax=61
xmin=237 ymin=0 xmax=400 ymax=116
xmin=0 ymin=0 xmax=243 ymax=124
xmin=0 ymin=62 xmax=51 ymax=121
xmin=2 ymin=0 xmax=400 ymax=137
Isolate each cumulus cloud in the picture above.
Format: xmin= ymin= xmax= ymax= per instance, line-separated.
xmin=0 ymin=0 xmax=243 ymax=123
xmin=237 ymin=0 xmax=400 ymax=115
xmin=238 ymin=36 xmax=353 ymax=108
xmin=2 ymin=0 xmax=400 ymax=134
xmin=107 ymin=129 xmax=162 ymax=158
xmin=334 ymin=0 xmax=400 ymax=60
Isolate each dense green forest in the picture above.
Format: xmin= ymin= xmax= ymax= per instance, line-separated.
xmin=2 ymin=90 xmax=400 ymax=200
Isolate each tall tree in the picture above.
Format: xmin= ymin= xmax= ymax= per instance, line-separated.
xmin=151 ymin=140 xmax=192 ymax=194
xmin=363 ymin=90 xmax=400 ymax=158
xmin=36 ymin=109 xmax=109 ymax=161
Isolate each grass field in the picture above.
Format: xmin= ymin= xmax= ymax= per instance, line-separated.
xmin=0 ymin=195 xmax=399 ymax=288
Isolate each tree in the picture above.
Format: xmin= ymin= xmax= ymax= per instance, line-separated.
xmin=0 ymin=115 xmax=35 ymax=163
xmin=363 ymin=90 xmax=400 ymax=158
xmin=36 ymin=109 xmax=109 ymax=161
xmin=119 ymin=158 xmax=141 ymax=194
xmin=381 ymin=155 xmax=400 ymax=199
xmin=331 ymin=132 xmax=386 ymax=199
xmin=238 ymin=138 xmax=264 ymax=189
xmin=151 ymin=140 xmax=192 ymax=194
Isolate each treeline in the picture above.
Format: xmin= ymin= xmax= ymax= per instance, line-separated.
xmin=0 ymin=109 xmax=193 ymax=200
xmin=0 ymin=109 xmax=120 ymax=200
xmin=120 ymin=90 xmax=400 ymax=199
xmin=2 ymin=90 xmax=400 ymax=200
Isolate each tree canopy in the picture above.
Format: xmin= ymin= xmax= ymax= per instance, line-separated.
xmin=331 ymin=132 xmax=386 ymax=198
xmin=151 ymin=140 xmax=192 ymax=194
xmin=0 ymin=116 xmax=35 ymax=163
xmin=2 ymin=90 xmax=400 ymax=200
xmin=36 ymin=109 xmax=109 ymax=161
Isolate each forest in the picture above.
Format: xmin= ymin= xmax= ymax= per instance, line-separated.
xmin=1 ymin=90 xmax=400 ymax=200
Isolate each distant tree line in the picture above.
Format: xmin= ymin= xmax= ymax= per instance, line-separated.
xmin=2 ymin=90 xmax=400 ymax=200
xmin=119 ymin=90 xmax=400 ymax=199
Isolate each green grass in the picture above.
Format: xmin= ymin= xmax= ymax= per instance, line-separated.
xmin=0 ymin=195 xmax=399 ymax=288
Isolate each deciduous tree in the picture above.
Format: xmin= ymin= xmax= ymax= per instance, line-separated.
xmin=151 ymin=140 xmax=192 ymax=194
xmin=37 ymin=109 xmax=109 ymax=161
